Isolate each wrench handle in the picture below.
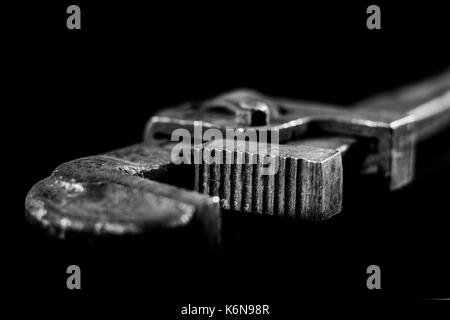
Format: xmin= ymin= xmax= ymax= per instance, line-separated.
xmin=355 ymin=68 xmax=450 ymax=141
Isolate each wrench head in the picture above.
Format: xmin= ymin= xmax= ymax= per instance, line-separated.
xmin=146 ymin=89 xmax=417 ymax=190
xmin=194 ymin=139 xmax=343 ymax=220
xmin=25 ymin=144 xmax=221 ymax=247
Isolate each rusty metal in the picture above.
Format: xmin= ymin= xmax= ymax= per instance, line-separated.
xmin=25 ymin=69 xmax=450 ymax=238
xmin=147 ymin=69 xmax=450 ymax=219
xmin=194 ymin=140 xmax=342 ymax=220
xmin=25 ymin=143 xmax=221 ymax=244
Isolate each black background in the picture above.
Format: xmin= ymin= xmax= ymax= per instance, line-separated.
xmin=6 ymin=0 xmax=450 ymax=315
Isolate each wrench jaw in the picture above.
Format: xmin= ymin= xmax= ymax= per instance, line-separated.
xmin=350 ymin=112 xmax=416 ymax=190
xmin=146 ymin=89 xmax=418 ymax=191
xmin=266 ymin=99 xmax=418 ymax=190
xmin=25 ymin=145 xmax=222 ymax=250
xmin=193 ymin=140 xmax=343 ymax=221
xmin=388 ymin=115 xmax=416 ymax=189
xmin=307 ymin=111 xmax=417 ymax=190
xmin=25 ymin=175 xmax=144 ymax=238
xmin=144 ymin=89 xmax=278 ymax=145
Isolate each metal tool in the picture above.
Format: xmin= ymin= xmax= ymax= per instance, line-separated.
xmin=147 ymin=69 xmax=450 ymax=219
xmin=193 ymin=139 xmax=342 ymax=220
xmin=25 ymin=69 xmax=450 ymax=240
xmin=25 ymin=143 xmax=221 ymax=246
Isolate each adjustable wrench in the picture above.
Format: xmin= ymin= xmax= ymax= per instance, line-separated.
xmin=25 ymin=69 xmax=450 ymax=241
xmin=147 ymin=69 xmax=450 ymax=220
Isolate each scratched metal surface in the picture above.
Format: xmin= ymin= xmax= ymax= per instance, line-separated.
xmin=25 ymin=144 xmax=221 ymax=243
xmin=194 ymin=139 xmax=342 ymax=220
xmin=24 ymin=70 xmax=450 ymax=241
